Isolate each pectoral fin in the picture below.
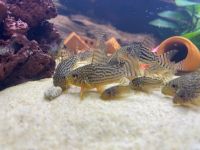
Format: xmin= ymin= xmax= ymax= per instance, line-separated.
xmin=96 ymin=86 xmax=105 ymax=94
xmin=119 ymin=77 xmax=130 ymax=86
xmin=80 ymin=86 xmax=86 ymax=100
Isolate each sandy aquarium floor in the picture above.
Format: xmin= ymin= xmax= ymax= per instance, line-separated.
xmin=0 ymin=78 xmax=200 ymax=150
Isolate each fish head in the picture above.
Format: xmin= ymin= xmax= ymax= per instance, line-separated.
xmin=129 ymin=78 xmax=143 ymax=90
xmin=100 ymin=87 xmax=118 ymax=100
xmin=161 ymin=80 xmax=179 ymax=96
xmin=130 ymin=77 xmax=162 ymax=91
xmin=66 ymin=69 xmax=85 ymax=86
xmin=53 ymin=75 xmax=69 ymax=90
xmin=173 ymin=89 xmax=188 ymax=104
xmin=173 ymin=88 xmax=196 ymax=104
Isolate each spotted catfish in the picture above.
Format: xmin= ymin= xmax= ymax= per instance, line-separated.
xmin=66 ymin=60 xmax=135 ymax=99
xmin=129 ymin=76 xmax=164 ymax=93
xmin=53 ymin=51 xmax=93 ymax=90
xmin=162 ymin=70 xmax=200 ymax=104
xmin=100 ymin=76 xmax=163 ymax=100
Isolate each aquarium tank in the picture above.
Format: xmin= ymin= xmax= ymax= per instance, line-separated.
xmin=1 ymin=0 xmax=200 ymax=150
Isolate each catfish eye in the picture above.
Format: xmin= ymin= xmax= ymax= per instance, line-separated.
xmin=107 ymin=90 xmax=111 ymax=95
xmin=171 ymin=84 xmax=177 ymax=88
xmin=107 ymin=88 xmax=116 ymax=96
xmin=132 ymin=81 xmax=139 ymax=87
xmin=72 ymin=74 xmax=78 ymax=78
xmin=179 ymin=93 xmax=184 ymax=98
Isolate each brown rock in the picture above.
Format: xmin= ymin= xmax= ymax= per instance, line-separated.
xmin=0 ymin=1 xmax=7 ymax=22
xmin=0 ymin=0 xmax=60 ymax=90
xmin=8 ymin=0 xmax=57 ymax=27
xmin=4 ymin=16 xmax=29 ymax=36
xmin=0 ymin=40 xmax=55 ymax=89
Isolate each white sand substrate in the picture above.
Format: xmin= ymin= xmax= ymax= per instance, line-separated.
xmin=0 ymin=78 xmax=200 ymax=150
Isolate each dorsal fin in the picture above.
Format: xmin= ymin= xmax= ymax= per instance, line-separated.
xmin=91 ymin=31 xmax=108 ymax=64
xmin=91 ymin=48 xmax=108 ymax=64
xmin=108 ymin=50 xmax=121 ymax=65
xmin=107 ymin=45 xmax=143 ymax=78
xmin=142 ymin=36 xmax=157 ymax=51
xmin=108 ymin=45 xmax=133 ymax=66
xmin=123 ymin=55 xmax=142 ymax=78
xmin=111 ymin=52 xmax=142 ymax=78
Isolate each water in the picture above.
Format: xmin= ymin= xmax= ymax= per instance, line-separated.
xmin=57 ymin=0 xmax=175 ymax=35
xmin=1 ymin=1 xmax=200 ymax=149
xmin=1 ymin=0 xmax=200 ymax=89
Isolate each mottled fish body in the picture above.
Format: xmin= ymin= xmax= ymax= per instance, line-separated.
xmin=109 ymin=42 xmax=181 ymax=79
xmin=67 ymin=62 xmax=128 ymax=89
xmin=66 ymin=51 xmax=136 ymax=99
xmin=161 ymin=72 xmax=198 ymax=96
xmin=162 ymin=70 xmax=200 ymax=104
xmin=100 ymin=85 xmax=131 ymax=100
xmin=129 ymin=76 xmax=164 ymax=93
xmin=100 ymin=76 xmax=164 ymax=100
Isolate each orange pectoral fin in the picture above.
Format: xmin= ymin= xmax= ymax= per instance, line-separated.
xmin=80 ymin=86 xmax=86 ymax=100
xmin=96 ymin=86 xmax=105 ymax=94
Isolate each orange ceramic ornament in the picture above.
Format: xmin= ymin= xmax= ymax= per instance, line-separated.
xmin=156 ymin=36 xmax=200 ymax=72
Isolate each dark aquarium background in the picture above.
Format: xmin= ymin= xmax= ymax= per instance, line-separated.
xmin=57 ymin=0 xmax=175 ymax=36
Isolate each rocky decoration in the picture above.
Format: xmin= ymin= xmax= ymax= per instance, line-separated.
xmin=0 ymin=0 xmax=61 ymax=90
xmin=0 ymin=1 xmax=7 ymax=23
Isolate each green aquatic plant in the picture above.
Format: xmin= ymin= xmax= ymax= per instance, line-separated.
xmin=182 ymin=29 xmax=200 ymax=49
xmin=149 ymin=0 xmax=200 ymax=36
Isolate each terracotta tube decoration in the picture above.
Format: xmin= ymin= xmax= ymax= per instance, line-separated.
xmin=156 ymin=36 xmax=200 ymax=72
xmin=105 ymin=37 xmax=121 ymax=54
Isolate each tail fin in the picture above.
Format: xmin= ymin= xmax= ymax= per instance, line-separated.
xmin=143 ymin=50 xmax=184 ymax=80
xmin=145 ymin=59 xmax=180 ymax=81
xmin=156 ymin=50 xmax=182 ymax=72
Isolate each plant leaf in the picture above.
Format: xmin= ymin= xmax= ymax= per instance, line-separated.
xmin=158 ymin=10 xmax=189 ymax=22
xmin=175 ymin=0 xmax=199 ymax=7
xmin=186 ymin=4 xmax=200 ymax=16
xmin=149 ymin=19 xmax=178 ymax=29
xmin=195 ymin=14 xmax=200 ymax=18
xmin=182 ymin=30 xmax=200 ymax=49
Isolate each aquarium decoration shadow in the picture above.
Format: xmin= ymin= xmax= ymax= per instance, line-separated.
xmin=164 ymin=42 xmax=188 ymax=63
